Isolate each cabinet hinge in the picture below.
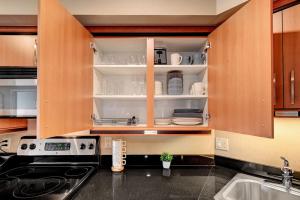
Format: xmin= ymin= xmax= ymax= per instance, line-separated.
xmin=33 ymin=39 xmax=38 ymax=66
xmin=205 ymin=41 xmax=211 ymax=49
xmin=205 ymin=113 xmax=211 ymax=120
xmin=90 ymin=42 xmax=97 ymax=53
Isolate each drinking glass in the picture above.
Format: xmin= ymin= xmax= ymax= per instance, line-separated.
xmin=138 ymin=81 xmax=145 ymax=95
xmin=107 ymin=55 xmax=116 ymax=65
xmin=131 ymin=76 xmax=140 ymax=95
xmin=138 ymin=55 xmax=146 ymax=65
xmin=101 ymin=79 xmax=107 ymax=95
xmin=128 ymin=55 xmax=137 ymax=65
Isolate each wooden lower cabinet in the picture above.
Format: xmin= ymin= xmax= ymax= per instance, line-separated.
xmin=0 ymin=35 xmax=36 ymax=67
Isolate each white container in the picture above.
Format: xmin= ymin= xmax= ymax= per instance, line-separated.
xmin=190 ymin=82 xmax=206 ymax=95
xmin=112 ymin=139 xmax=126 ymax=172
xmin=162 ymin=161 xmax=171 ymax=169
xmin=170 ymin=53 xmax=182 ymax=65
xmin=155 ymin=81 xmax=163 ymax=95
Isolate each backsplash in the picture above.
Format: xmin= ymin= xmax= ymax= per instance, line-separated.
xmin=100 ymin=134 xmax=214 ymax=155
xmin=1 ymin=118 xmax=299 ymax=173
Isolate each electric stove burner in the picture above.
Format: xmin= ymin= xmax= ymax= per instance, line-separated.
xmin=13 ymin=176 xmax=67 ymax=199
xmin=0 ymin=177 xmax=18 ymax=193
xmin=5 ymin=167 xmax=35 ymax=178
xmin=65 ymin=167 xmax=89 ymax=177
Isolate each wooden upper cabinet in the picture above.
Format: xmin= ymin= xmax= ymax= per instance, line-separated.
xmin=37 ymin=0 xmax=93 ymax=138
xmin=208 ymin=0 xmax=273 ymax=137
xmin=0 ymin=119 xmax=27 ymax=134
xmin=283 ymin=4 xmax=300 ymax=108
xmin=273 ymin=11 xmax=284 ymax=109
xmin=0 ymin=36 xmax=36 ymax=67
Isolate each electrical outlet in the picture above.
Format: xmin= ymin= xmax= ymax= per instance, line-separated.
xmin=1 ymin=138 xmax=11 ymax=151
xmin=103 ymin=137 xmax=112 ymax=149
xmin=215 ymin=137 xmax=229 ymax=151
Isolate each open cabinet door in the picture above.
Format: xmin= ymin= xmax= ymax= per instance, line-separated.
xmin=208 ymin=0 xmax=273 ymax=137
xmin=37 ymin=0 xmax=93 ymax=138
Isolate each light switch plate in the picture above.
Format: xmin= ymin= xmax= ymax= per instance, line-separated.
xmin=215 ymin=137 xmax=229 ymax=151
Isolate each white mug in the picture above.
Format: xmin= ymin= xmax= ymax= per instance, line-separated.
xmin=190 ymin=82 xmax=206 ymax=95
xmin=155 ymin=81 xmax=163 ymax=95
xmin=170 ymin=53 xmax=182 ymax=65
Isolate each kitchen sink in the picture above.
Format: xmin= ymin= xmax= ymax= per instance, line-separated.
xmin=214 ymin=173 xmax=300 ymax=200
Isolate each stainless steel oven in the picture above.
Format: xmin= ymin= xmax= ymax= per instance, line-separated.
xmin=0 ymin=68 xmax=37 ymax=117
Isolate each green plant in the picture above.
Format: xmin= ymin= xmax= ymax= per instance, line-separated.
xmin=160 ymin=152 xmax=173 ymax=162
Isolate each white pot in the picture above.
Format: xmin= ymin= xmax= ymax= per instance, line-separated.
xmin=162 ymin=161 xmax=171 ymax=169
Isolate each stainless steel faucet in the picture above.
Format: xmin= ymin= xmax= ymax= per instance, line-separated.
xmin=280 ymin=156 xmax=293 ymax=190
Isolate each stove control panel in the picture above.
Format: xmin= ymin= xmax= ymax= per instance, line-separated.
xmin=17 ymin=138 xmax=97 ymax=156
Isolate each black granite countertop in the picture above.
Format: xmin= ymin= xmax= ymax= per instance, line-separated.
xmin=73 ymin=166 xmax=237 ymax=200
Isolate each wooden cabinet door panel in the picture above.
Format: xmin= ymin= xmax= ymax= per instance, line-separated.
xmin=273 ymin=11 xmax=284 ymax=109
xmin=0 ymin=36 xmax=36 ymax=67
xmin=283 ymin=4 xmax=300 ymax=108
xmin=38 ymin=0 xmax=93 ymax=138
xmin=208 ymin=0 xmax=273 ymax=137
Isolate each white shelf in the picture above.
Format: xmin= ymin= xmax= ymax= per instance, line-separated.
xmin=0 ymin=79 xmax=37 ymax=86
xmin=155 ymin=95 xmax=207 ymax=100
xmin=94 ymin=65 xmax=147 ymax=75
xmin=154 ymin=65 xmax=207 ymax=74
xmin=94 ymin=95 xmax=147 ymax=100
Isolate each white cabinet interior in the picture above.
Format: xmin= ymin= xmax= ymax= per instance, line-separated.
xmin=93 ymin=38 xmax=147 ymax=126
xmin=92 ymin=37 xmax=209 ymax=128
xmin=153 ymin=38 xmax=209 ymax=127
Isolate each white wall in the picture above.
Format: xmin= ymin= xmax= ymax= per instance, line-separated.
xmin=0 ymin=0 xmax=37 ymax=14
xmin=101 ymin=134 xmax=215 ymax=155
xmin=0 ymin=0 xmax=247 ymax=16
xmin=215 ymin=118 xmax=300 ymax=171
xmin=216 ymin=0 xmax=248 ymax=14
xmin=2 ymin=118 xmax=300 ymax=173
xmin=61 ymin=0 xmax=216 ymax=15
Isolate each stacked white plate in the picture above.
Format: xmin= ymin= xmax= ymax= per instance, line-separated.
xmin=155 ymin=118 xmax=171 ymax=125
xmin=172 ymin=117 xmax=203 ymax=125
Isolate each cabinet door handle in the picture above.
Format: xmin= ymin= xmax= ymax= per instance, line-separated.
xmin=273 ymin=73 xmax=276 ymax=105
xmin=291 ymin=69 xmax=295 ymax=105
xmin=33 ymin=39 xmax=37 ymax=66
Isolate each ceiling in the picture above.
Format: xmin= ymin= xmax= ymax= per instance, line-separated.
xmin=0 ymin=0 xmax=248 ymax=26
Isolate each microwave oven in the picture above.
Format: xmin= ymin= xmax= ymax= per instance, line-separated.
xmin=0 ymin=68 xmax=37 ymax=118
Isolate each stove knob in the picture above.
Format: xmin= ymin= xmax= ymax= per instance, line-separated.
xmin=21 ymin=144 xmax=28 ymax=150
xmin=89 ymin=143 xmax=94 ymax=150
xmin=80 ymin=143 xmax=86 ymax=150
xmin=29 ymin=143 xmax=36 ymax=150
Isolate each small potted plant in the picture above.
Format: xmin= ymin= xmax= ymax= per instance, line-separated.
xmin=160 ymin=152 xmax=173 ymax=169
